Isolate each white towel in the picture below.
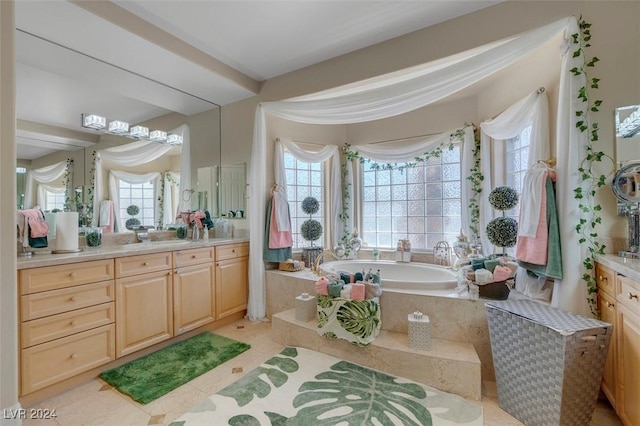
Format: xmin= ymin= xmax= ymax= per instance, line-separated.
xmin=518 ymin=167 xmax=547 ymax=238
xmin=99 ymin=200 xmax=114 ymax=233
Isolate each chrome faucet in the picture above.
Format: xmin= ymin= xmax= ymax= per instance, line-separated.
xmin=135 ymin=226 xmax=152 ymax=243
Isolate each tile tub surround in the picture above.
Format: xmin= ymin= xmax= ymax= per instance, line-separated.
xmin=265 ymin=268 xmax=496 ymax=381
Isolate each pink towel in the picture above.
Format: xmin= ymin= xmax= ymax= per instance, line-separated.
xmin=269 ymin=197 xmax=293 ymax=249
xmin=493 ymin=265 xmax=512 ymax=282
xmin=190 ymin=210 xmax=206 ymax=228
xmin=362 ymin=281 xmax=382 ymax=299
xmin=515 ymin=173 xmax=548 ymax=265
xmin=23 ymin=209 xmax=48 ymax=238
xmin=315 ymin=277 xmax=329 ymax=296
xmin=351 ymin=282 xmax=365 ymax=301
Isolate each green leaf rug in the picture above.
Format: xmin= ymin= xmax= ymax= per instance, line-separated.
xmin=100 ymin=332 xmax=250 ymax=404
xmin=170 ymin=346 xmax=482 ymax=425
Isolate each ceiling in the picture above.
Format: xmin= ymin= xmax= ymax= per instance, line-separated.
xmin=15 ymin=0 xmax=504 ymax=160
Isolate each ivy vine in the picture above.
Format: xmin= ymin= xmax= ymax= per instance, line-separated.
xmin=571 ymin=17 xmax=606 ymax=317
xmin=339 ymin=128 xmax=468 ymax=254
xmin=63 ymin=158 xmax=73 ymax=210
xmin=467 ymin=126 xmax=483 ymax=240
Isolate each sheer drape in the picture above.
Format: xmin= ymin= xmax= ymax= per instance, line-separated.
xmin=248 ymin=17 xmax=580 ymax=320
xmin=274 ymin=138 xmax=342 ymax=246
xmin=163 ymin=172 xmax=180 ymax=227
xmin=479 ymin=89 xmax=550 ymax=254
xmin=108 ymin=171 xmax=161 ymax=232
xmin=24 ymin=160 xmax=69 ymax=209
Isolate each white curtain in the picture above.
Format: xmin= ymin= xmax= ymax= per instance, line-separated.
xmin=24 ymin=160 xmax=69 ymax=209
xmin=163 ymin=171 xmax=180 ymax=227
xmin=479 ymin=89 xmax=550 ymax=254
xmin=92 ymin=139 xmax=173 ymax=225
xmin=175 ymin=125 xmax=192 ymax=213
xmin=274 ymin=138 xmax=341 ymax=246
xmin=108 ymin=171 xmax=161 ymax=232
xmin=248 ymin=16 xmax=579 ymax=320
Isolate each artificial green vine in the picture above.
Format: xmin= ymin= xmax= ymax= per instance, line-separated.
xmin=467 ymin=126 xmax=483 ymax=240
xmin=63 ymin=158 xmax=73 ymax=210
xmin=571 ymin=17 xmax=606 ymax=317
xmin=85 ymin=151 xmax=96 ymax=226
xmin=340 ymin=128 xmax=467 ymax=252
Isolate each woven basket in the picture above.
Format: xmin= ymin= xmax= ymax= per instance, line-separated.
xmin=486 ymin=299 xmax=612 ymax=425
xmin=278 ymin=260 xmax=305 ymax=272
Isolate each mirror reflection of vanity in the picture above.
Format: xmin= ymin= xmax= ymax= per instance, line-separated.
xmin=612 ymin=104 xmax=640 ymax=257
xmin=15 ymin=28 xmax=222 ymax=231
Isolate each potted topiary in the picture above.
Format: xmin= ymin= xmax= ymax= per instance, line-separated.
xmin=486 ymin=186 xmax=519 ymax=256
xmin=300 ymin=196 xmax=323 ymax=267
xmin=125 ymin=204 xmax=141 ymax=230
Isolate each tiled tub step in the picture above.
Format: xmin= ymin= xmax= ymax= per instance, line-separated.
xmin=271 ymin=308 xmax=482 ymax=401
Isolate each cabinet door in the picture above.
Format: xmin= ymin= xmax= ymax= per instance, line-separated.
xmin=617 ymin=303 xmax=640 ymax=425
xmin=116 ymin=270 xmax=173 ymax=357
xmin=174 ymin=263 xmax=215 ymax=335
xmin=598 ymin=290 xmax=617 ymax=407
xmin=215 ymin=256 xmax=248 ymax=319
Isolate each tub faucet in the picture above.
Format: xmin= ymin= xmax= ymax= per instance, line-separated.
xmin=313 ymin=249 xmax=339 ymax=275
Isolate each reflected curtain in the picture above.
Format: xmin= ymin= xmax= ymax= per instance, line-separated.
xmin=274 ymin=138 xmax=342 ymax=247
xmin=24 ymin=160 xmax=69 ymax=210
xmin=248 ymin=17 xmax=580 ymax=320
xmin=92 ymin=140 xmax=172 ymax=226
xmin=163 ymin=171 xmax=180 ymax=227
xmin=108 ymin=171 xmax=161 ymax=232
xmin=479 ymin=89 xmax=550 ymax=255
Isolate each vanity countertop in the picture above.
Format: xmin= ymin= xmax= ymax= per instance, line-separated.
xmin=17 ymin=237 xmax=250 ymax=270
xmin=597 ymin=254 xmax=640 ymax=283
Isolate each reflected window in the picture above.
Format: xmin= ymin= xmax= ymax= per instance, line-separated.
xmin=360 ymin=143 xmax=462 ymax=249
xmin=284 ymin=151 xmax=325 ymax=249
xmin=504 ymin=125 xmax=531 ymax=221
xmin=119 ymin=180 xmax=155 ymax=227
xmin=44 ymin=189 xmax=66 ymax=212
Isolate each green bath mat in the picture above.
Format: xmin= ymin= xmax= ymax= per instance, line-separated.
xmin=100 ymin=332 xmax=250 ymax=404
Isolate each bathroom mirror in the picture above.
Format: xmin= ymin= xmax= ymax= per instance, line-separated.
xmin=612 ymin=162 xmax=640 ymax=205
xmin=615 ymin=104 xmax=640 ymax=168
xmin=15 ymin=27 xmax=221 ymax=228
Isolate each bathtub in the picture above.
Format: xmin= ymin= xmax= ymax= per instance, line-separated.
xmin=319 ymin=260 xmax=458 ymax=290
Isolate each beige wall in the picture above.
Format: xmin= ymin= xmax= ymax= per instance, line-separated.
xmin=222 ymin=1 xmax=640 ymax=240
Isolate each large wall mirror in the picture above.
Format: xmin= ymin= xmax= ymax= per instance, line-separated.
xmin=15 ymin=27 xmax=221 ymax=231
xmin=615 ymin=104 xmax=640 ymax=168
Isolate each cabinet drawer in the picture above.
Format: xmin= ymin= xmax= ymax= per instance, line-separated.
xmin=596 ymin=263 xmax=616 ymax=297
xmin=21 ymin=281 xmax=115 ymax=321
xmin=216 ymin=243 xmax=249 ymax=261
xmin=174 ymin=247 xmax=215 ymax=268
xmin=618 ymin=275 xmax=640 ymax=313
xmin=21 ymin=302 xmax=114 ymax=348
xmin=21 ymin=324 xmax=115 ymax=395
xmin=19 ymin=259 xmax=114 ymax=295
xmin=115 ymin=252 xmax=172 ymax=278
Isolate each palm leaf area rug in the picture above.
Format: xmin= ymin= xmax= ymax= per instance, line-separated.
xmin=169 ymin=346 xmax=482 ymax=426
xmin=100 ymin=332 xmax=250 ymax=404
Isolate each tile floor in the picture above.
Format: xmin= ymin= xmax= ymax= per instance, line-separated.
xmin=22 ymin=318 xmax=622 ymax=426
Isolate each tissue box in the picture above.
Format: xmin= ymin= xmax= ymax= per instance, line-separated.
xmin=408 ymin=312 xmax=431 ymax=350
xmin=295 ymin=293 xmax=316 ymax=322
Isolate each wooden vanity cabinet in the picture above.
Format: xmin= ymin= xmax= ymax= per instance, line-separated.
xmin=173 ymin=247 xmax=216 ymax=335
xmin=596 ymin=262 xmax=618 ymax=407
xmin=215 ymin=243 xmax=249 ymax=319
xmin=115 ymin=253 xmax=173 ymax=358
xmin=18 ymin=259 xmax=115 ymax=395
xmin=616 ymin=274 xmax=640 ymax=426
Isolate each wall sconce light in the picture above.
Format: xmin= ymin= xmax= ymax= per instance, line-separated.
xmin=81 ymin=114 xmax=182 ymax=145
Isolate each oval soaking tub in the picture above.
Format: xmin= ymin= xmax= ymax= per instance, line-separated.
xmin=319 ymin=260 xmax=458 ymax=290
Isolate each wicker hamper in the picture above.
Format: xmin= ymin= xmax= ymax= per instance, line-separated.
xmin=485 ymin=299 xmax=612 ymax=426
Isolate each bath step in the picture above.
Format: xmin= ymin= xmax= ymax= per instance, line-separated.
xmin=271 ymin=308 xmax=482 ymax=401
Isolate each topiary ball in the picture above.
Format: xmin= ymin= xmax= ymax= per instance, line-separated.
xmin=301 ymin=219 xmax=323 ymax=242
xmin=486 ymin=217 xmax=518 ymax=248
xmin=126 ymin=204 xmax=140 ymax=216
xmin=301 ymin=196 xmax=320 ymax=215
xmin=488 ymin=186 xmax=519 ymax=211
xmin=125 ymin=218 xmax=141 ymax=230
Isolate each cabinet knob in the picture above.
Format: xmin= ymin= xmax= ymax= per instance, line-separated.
xmin=629 ymin=293 xmax=639 ymax=300
xmin=232 ymin=249 xmax=236 ymax=253
xmin=70 ymin=320 xmax=76 ymax=326
xmin=69 ymin=296 xmax=76 ymax=302
xmin=70 ymin=353 xmax=78 ymax=359
xmin=599 ymin=275 xmax=607 ymax=282
xmin=69 ymin=272 xmax=77 ymax=278
xmin=605 ymin=301 xmax=615 ymax=308
xmin=144 ymin=262 xmax=149 ymax=266
xmin=192 ymin=255 xmax=197 ymax=259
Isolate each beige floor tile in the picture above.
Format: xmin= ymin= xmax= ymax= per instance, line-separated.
xmin=53 ymin=388 xmax=149 ymax=426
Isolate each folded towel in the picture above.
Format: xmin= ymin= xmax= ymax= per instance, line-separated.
xmin=475 ymin=268 xmax=494 ymax=284
xmin=328 ymin=281 xmax=344 ymax=298
xmin=315 ymin=277 xmax=329 ymax=296
xmin=483 ymin=258 xmax=502 ymax=273
xmin=471 ymin=258 xmax=486 ymax=271
xmin=340 ymin=284 xmax=352 ymax=299
xmin=363 ymin=282 xmax=382 ymax=299
xmin=492 ymin=265 xmax=512 ymax=282
xmin=351 ymin=282 xmax=365 ymax=301
xmin=18 ymin=209 xmax=49 ymax=248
